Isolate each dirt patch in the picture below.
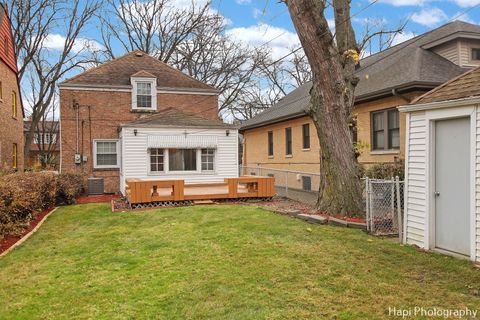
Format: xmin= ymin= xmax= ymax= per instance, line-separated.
xmin=0 ymin=207 xmax=54 ymax=255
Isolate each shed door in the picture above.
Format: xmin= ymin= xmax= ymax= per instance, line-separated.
xmin=434 ymin=117 xmax=470 ymax=256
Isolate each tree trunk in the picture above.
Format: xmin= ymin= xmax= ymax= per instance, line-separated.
xmin=285 ymin=0 xmax=363 ymax=216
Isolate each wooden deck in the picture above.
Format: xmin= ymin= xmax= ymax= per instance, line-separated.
xmin=125 ymin=176 xmax=275 ymax=204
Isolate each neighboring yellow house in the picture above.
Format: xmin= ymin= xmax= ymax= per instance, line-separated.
xmin=241 ymin=21 xmax=480 ymax=182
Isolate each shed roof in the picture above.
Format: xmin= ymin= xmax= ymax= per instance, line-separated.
xmin=241 ymin=21 xmax=479 ymax=131
xmin=121 ymin=108 xmax=235 ymax=129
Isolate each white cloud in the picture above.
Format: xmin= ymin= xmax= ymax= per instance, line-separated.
xmin=411 ymin=7 xmax=448 ymax=27
xmin=376 ymin=0 xmax=425 ymax=6
xmin=451 ymin=0 xmax=480 ymax=7
xmin=225 ymin=23 xmax=300 ymax=59
xmin=390 ymin=31 xmax=416 ymax=45
xmin=236 ymin=0 xmax=251 ymax=4
xmin=43 ymin=34 xmax=103 ymax=53
xmin=380 ymin=0 xmax=426 ymax=7
xmin=327 ymin=18 xmax=335 ymax=29
xmin=253 ymin=8 xmax=263 ymax=19
xmin=452 ymin=12 xmax=476 ymax=23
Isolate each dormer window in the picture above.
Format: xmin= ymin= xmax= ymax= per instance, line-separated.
xmin=131 ymin=72 xmax=157 ymax=111
xmin=472 ymin=48 xmax=480 ymax=61
xmin=136 ymin=82 xmax=152 ymax=108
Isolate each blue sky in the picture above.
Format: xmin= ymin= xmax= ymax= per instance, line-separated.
xmin=206 ymin=0 xmax=480 ymax=57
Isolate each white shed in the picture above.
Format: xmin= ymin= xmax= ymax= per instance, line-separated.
xmin=399 ymin=67 xmax=480 ymax=263
xmin=118 ymin=108 xmax=239 ymax=195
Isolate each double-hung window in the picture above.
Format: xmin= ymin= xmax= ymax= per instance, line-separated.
xmin=302 ymin=123 xmax=310 ymax=149
xmin=267 ymin=131 xmax=273 ymax=157
xmin=131 ymin=77 xmax=157 ymax=110
xmin=136 ymin=82 xmax=152 ymax=108
xmin=201 ymin=149 xmax=215 ymax=171
xmin=285 ymin=127 xmax=292 ymax=155
xmin=372 ymin=109 xmax=400 ymax=151
xmin=94 ymin=140 xmax=119 ymax=168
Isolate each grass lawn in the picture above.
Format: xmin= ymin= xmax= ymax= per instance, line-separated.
xmin=0 ymin=204 xmax=479 ymax=319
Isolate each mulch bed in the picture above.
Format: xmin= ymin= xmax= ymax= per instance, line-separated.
xmin=77 ymin=194 xmax=120 ymax=204
xmin=0 ymin=207 xmax=53 ymax=255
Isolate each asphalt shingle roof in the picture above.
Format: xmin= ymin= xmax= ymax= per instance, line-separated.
xmin=61 ymin=51 xmax=217 ymax=92
xmin=241 ymin=21 xmax=480 ymax=130
xmin=412 ymin=66 xmax=480 ymax=104
xmin=121 ymin=108 xmax=234 ymax=129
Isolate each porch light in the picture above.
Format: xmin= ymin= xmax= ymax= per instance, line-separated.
xmin=226 ymin=129 xmax=230 ymax=137
xmin=134 ymin=129 xmax=138 ymax=136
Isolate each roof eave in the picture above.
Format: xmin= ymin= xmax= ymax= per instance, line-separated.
xmin=354 ymin=81 xmax=442 ymax=104
xmin=398 ymin=95 xmax=480 ymax=112
xmin=239 ymin=111 xmax=308 ymax=132
xmin=121 ymin=123 xmax=236 ymax=129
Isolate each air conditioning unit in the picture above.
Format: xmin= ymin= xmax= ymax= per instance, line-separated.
xmin=87 ymin=177 xmax=104 ymax=195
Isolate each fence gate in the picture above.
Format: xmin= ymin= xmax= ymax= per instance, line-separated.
xmin=365 ymin=177 xmax=404 ymax=241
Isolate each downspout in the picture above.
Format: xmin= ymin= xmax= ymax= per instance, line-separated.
xmin=392 ymin=88 xmax=412 ymax=103
xmin=73 ymin=100 xmax=80 ymax=155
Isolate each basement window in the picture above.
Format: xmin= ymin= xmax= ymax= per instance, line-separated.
xmin=472 ymin=48 xmax=480 ymax=60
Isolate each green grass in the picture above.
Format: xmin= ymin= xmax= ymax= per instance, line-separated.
xmin=0 ymin=204 xmax=479 ymax=319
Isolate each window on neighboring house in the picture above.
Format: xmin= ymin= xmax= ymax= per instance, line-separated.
xmin=285 ymin=127 xmax=292 ymax=155
xmin=12 ymin=143 xmax=17 ymax=169
xmin=302 ymin=176 xmax=311 ymax=191
xmin=169 ymin=149 xmax=197 ymax=171
xmin=150 ymin=148 xmax=164 ymax=172
xmin=94 ymin=140 xmax=119 ymax=168
xmin=267 ymin=131 xmax=273 ymax=157
xmin=472 ymin=48 xmax=480 ymax=60
xmin=372 ymin=109 xmax=400 ymax=150
xmin=201 ymin=149 xmax=215 ymax=171
xmin=302 ymin=123 xmax=310 ymax=149
xmin=34 ymin=133 xmax=57 ymax=145
xmin=11 ymin=91 xmax=16 ymax=118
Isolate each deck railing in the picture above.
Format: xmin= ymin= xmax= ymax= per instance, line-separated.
xmin=125 ymin=176 xmax=275 ymax=204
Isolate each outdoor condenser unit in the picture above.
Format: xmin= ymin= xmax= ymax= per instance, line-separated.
xmin=87 ymin=177 xmax=104 ymax=195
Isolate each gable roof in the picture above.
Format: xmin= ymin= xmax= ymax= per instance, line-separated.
xmin=0 ymin=3 xmax=17 ymax=73
xmin=121 ymin=108 xmax=234 ymax=129
xmin=411 ymin=66 xmax=480 ymax=104
xmin=241 ymin=21 xmax=479 ymax=131
xmin=61 ymin=51 xmax=218 ymax=92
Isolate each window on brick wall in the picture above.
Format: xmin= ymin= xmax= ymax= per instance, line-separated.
xmin=11 ymin=91 xmax=17 ymax=118
xmin=372 ymin=108 xmax=400 ymax=150
xmin=285 ymin=127 xmax=292 ymax=155
xmin=267 ymin=131 xmax=273 ymax=157
xmin=302 ymin=123 xmax=310 ymax=149
xmin=131 ymin=77 xmax=157 ymax=111
xmin=12 ymin=143 xmax=17 ymax=169
xmin=94 ymin=140 xmax=119 ymax=168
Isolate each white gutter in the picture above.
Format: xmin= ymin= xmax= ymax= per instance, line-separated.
xmin=398 ymin=96 xmax=480 ymax=113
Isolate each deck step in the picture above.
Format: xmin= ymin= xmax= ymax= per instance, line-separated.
xmin=193 ymin=200 xmax=216 ymax=205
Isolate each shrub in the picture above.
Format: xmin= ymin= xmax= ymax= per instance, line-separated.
xmin=363 ymin=161 xmax=405 ymax=180
xmin=0 ymin=171 xmax=85 ymax=237
xmin=56 ymin=172 xmax=86 ymax=205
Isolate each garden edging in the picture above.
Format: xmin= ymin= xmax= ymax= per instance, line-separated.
xmin=0 ymin=207 xmax=58 ymax=258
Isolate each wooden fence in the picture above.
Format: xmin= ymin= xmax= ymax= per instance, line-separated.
xmin=125 ymin=176 xmax=275 ymax=204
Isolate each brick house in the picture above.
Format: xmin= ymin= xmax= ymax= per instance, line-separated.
xmin=59 ymin=51 xmax=238 ymax=194
xmin=24 ymin=120 xmax=60 ymax=169
xmin=240 ymin=21 xmax=480 ymax=187
xmin=0 ymin=4 xmax=24 ymax=170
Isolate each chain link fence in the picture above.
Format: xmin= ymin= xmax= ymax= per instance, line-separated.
xmin=365 ymin=177 xmax=404 ymax=240
xmin=240 ymin=166 xmax=404 ymax=240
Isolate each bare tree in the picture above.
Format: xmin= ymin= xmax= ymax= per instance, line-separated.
xmin=9 ymin=0 xmax=101 ymax=165
xmin=284 ymin=0 xmax=363 ymax=215
xmin=33 ymin=97 xmax=60 ymax=169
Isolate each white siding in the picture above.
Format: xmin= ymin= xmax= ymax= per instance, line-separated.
xmin=405 ymin=111 xmax=427 ymax=248
xmin=476 ymin=107 xmax=480 ymax=262
xmin=120 ymin=127 xmax=239 ymax=194
xmin=432 ymin=41 xmax=460 ymax=65
xmin=459 ymin=39 xmax=480 ymax=67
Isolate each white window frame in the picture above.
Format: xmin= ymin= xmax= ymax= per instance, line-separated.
xmin=148 ymin=148 xmax=216 ymax=175
xmin=131 ymin=77 xmax=157 ymax=111
xmin=93 ymin=139 xmax=120 ymax=169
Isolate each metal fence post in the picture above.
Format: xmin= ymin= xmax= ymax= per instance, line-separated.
xmin=285 ymin=172 xmax=288 ymax=197
xmin=395 ymin=176 xmax=402 ymax=243
xmin=391 ymin=177 xmax=396 ymax=231
xmin=365 ymin=177 xmax=370 ymax=232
